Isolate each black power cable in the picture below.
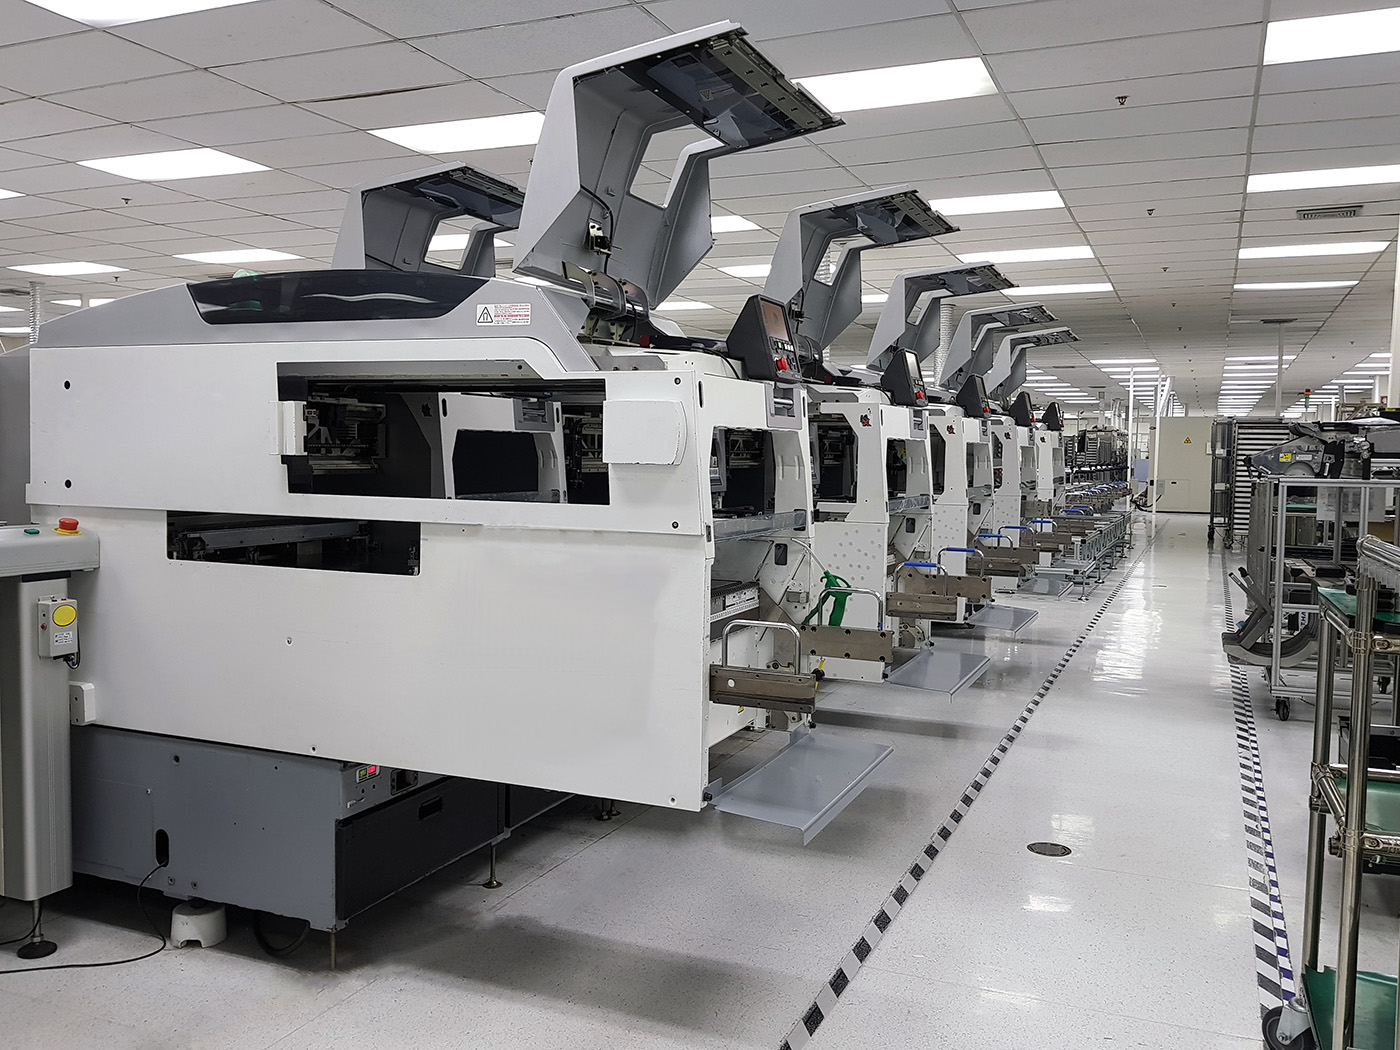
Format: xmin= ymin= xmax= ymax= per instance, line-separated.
xmin=0 ymin=865 xmax=166 ymax=975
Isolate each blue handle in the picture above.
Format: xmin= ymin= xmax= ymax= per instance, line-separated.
xmin=903 ymin=561 xmax=939 ymax=569
xmin=976 ymin=532 xmax=1001 ymax=538
xmin=1030 ymin=518 xmax=1054 ymax=524
xmin=944 ymin=546 xmax=977 ymax=554
xmin=1002 ymin=525 xmax=1030 ymax=531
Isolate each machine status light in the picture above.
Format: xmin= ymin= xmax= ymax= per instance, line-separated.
xmin=356 ymin=764 xmax=380 ymax=783
xmin=23 ymin=528 xmax=39 ymax=535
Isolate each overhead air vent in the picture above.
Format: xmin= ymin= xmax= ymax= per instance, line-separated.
xmin=1297 ymin=205 xmax=1362 ymax=220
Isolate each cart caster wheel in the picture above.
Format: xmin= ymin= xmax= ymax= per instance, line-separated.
xmin=1262 ymin=1005 xmax=1316 ymax=1050
xmin=1275 ymin=697 xmax=1291 ymax=721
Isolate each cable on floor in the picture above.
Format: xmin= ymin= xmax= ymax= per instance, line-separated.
xmin=0 ymin=865 xmax=166 ymax=975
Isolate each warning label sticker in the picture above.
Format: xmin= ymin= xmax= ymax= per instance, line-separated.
xmin=475 ymin=303 xmax=531 ymax=326
xmin=1183 ymin=437 xmax=1192 ymax=444
xmin=52 ymin=630 xmax=75 ymax=646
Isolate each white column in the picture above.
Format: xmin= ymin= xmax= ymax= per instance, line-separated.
xmin=1389 ymin=217 xmax=1400 ymax=408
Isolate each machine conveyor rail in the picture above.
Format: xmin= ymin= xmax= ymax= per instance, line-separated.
xmin=708 ymin=727 xmax=893 ymax=844
xmin=886 ymin=494 xmax=932 ymax=514
xmin=712 ymin=510 xmax=809 ymax=542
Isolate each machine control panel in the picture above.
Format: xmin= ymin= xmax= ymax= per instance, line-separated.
xmin=0 ymin=521 xmax=99 ymax=579
xmin=36 ymin=596 xmax=79 ymax=659
xmin=724 ymin=295 xmax=801 ymax=383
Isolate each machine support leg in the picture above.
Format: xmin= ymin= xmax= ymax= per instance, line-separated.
xmin=328 ymin=930 xmax=336 ymax=971
xmin=483 ymin=843 xmax=502 ymax=889
xmin=15 ymin=900 xmax=56 ymax=960
xmin=1335 ymin=576 xmax=1378 ymax=1050
xmin=1303 ymin=615 xmax=1335 ymax=974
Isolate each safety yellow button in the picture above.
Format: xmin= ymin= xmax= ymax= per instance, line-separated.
xmin=52 ymin=604 xmax=76 ymax=628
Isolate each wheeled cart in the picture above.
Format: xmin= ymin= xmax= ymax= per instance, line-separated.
xmin=1272 ymin=534 xmax=1400 ymax=1050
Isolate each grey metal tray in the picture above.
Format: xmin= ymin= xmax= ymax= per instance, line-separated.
xmin=1020 ymin=576 xmax=1074 ymax=597
xmin=966 ymin=604 xmax=1039 ymax=636
xmin=709 ymin=729 xmax=893 ymax=844
xmin=885 ymin=648 xmax=990 ymax=696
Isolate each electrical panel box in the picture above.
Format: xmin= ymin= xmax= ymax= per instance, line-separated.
xmin=36 ymin=596 xmax=78 ymax=659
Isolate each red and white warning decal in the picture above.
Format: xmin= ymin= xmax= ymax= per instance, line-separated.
xmin=475 ymin=302 xmax=531 ymax=326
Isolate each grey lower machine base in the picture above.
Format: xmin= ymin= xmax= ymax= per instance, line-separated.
xmin=71 ymin=725 xmax=567 ymax=932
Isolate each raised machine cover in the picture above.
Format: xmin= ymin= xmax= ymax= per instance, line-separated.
xmin=514 ymin=22 xmax=842 ymax=314
xmin=865 ymin=265 xmax=1015 ymax=372
xmin=987 ymin=326 xmax=1077 ymax=399
xmin=761 ymin=187 xmax=957 ymax=367
xmin=939 ymin=303 xmax=1055 ymax=392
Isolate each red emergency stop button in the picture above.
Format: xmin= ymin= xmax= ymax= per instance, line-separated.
xmin=56 ymin=518 xmax=80 ymax=535
xmin=776 ymin=357 xmax=789 ymax=371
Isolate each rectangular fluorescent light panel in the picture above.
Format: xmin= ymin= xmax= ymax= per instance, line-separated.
xmin=1235 ymin=281 xmax=1357 ymax=290
xmin=0 ymin=305 xmax=19 ymax=313
xmin=0 ymin=327 xmax=35 ymax=335
xmin=957 ymin=246 xmax=1094 ymax=264
xmin=1006 ymin=283 xmax=1112 ymax=296
xmin=1249 ymin=164 xmax=1400 ymax=193
xmin=371 ymin=112 xmax=545 ymax=153
xmin=9 ymin=262 xmax=125 ymax=276
xmin=1240 ymin=241 xmax=1389 ymax=259
xmin=794 ymin=57 xmax=996 ymax=114
xmin=720 ymin=264 xmax=772 ymax=278
xmin=1265 ymin=6 xmax=1400 ymax=64
xmin=80 ymin=148 xmax=267 ymax=181
xmin=1091 ymin=358 xmax=1156 ymax=365
xmin=711 ymin=215 xmax=759 ymax=233
xmin=24 ymin=0 xmax=263 ymax=25
xmin=927 ymin=190 xmax=1063 ymax=216
xmin=0 ymin=188 xmax=23 ymax=200
xmin=175 ymin=249 xmax=301 ymax=264
xmin=1227 ymin=355 xmax=1296 ymax=362
xmin=655 ymin=300 xmax=714 ymax=311
xmin=862 ymin=293 xmax=889 ymax=304
xmin=51 ymin=298 xmax=114 ymax=307
xmin=427 ymin=234 xmax=512 ymax=251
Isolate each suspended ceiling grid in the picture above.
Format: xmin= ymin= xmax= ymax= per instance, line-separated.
xmin=0 ymin=0 xmax=1395 ymax=414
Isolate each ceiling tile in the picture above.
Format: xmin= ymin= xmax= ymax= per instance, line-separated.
xmin=52 ymin=70 xmax=279 ymax=122
xmin=414 ymin=7 xmax=666 ymax=78
xmin=113 ymin=0 xmax=389 ymax=67
xmin=1008 ymin=68 xmax=1259 ymax=119
xmin=989 ymin=25 xmax=1262 ymax=93
xmin=0 ymin=98 xmax=111 ymax=141
xmin=762 ymin=15 xmax=979 ymax=77
xmin=137 ymin=104 xmax=350 ymax=147
xmin=0 ymin=0 xmax=87 ymax=43
xmin=300 ymin=81 xmax=523 ymax=129
xmin=327 ymin=0 xmax=633 ymax=36
xmin=972 ymin=0 xmax=1263 ymax=52
xmin=5 ymin=124 xmax=199 ymax=163
xmin=217 ymin=42 xmax=462 ymax=103
xmin=0 ymin=163 xmax=129 ymax=195
xmin=480 ymin=71 xmax=557 ymax=110
xmin=0 ymin=30 xmax=189 ymax=96
xmin=814 ymin=95 xmax=1018 ymax=144
xmin=648 ymin=0 xmax=947 ymax=37
xmin=237 ymin=131 xmax=418 ymax=169
xmin=1039 ymin=128 xmax=1250 ymax=168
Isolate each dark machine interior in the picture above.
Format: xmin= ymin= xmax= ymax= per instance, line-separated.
xmin=814 ymin=417 xmax=857 ymax=501
xmin=712 ymin=427 xmax=776 ymax=516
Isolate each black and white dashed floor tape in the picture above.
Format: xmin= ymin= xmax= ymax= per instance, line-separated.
xmin=1221 ymin=564 xmax=1296 ymax=1018
xmin=779 ymin=527 xmax=1159 ymax=1050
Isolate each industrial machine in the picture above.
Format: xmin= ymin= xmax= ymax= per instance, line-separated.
xmin=1 ymin=24 xmax=908 ymax=941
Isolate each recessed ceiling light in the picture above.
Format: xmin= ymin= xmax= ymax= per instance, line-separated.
xmin=24 ymin=0 xmax=264 ymax=25
xmin=370 ymin=112 xmax=545 ymax=153
xmin=957 ymin=245 xmax=1094 ymax=264
xmin=1264 ymin=6 xmax=1400 ymax=64
xmin=427 ymin=233 xmax=512 ymax=252
xmin=0 ymin=305 xmax=20 ymax=313
xmin=0 ymin=188 xmax=23 ymax=201
xmin=0 ymin=327 xmax=34 ymax=335
xmin=1239 ymin=241 xmax=1390 ymax=259
xmin=711 ymin=215 xmax=759 ymax=233
xmin=654 ymin=300 xmax=715 ymax=311
xmin=1248 ymin=164 xmax=1400 ymax=193
xmin=174 ymin=249 xmax=302 ymax=264
xmin=927 ymin=190 xmax=1063 ymax=216
xmin=1227 ymin=355 xmax=1297 ymax=362
xmin=862 ymin=293 xmax=889 ymax=304
xmin=80 ymin=148 xmax=267 ymax=181
xmin=794 ymin=57 xmax=996 ymax=114
xmin=1235 ymin=281 xmax=1358 ymax=290
xmin=51 ymin=298 xmax=114 ymax=307
xmin=1005 ymin=283 xmax=1113 ymax=296
xmin=719 ymin=264 xmax=772 ymax=278
xmin=9 ymin=262 xmax=126 ymax=276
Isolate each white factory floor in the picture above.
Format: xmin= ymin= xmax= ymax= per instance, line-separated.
xmin=0 ymin=514 xmax=1377 ymax=1049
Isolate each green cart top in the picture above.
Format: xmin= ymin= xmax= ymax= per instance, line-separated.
xmin=1318 ymin=585 xmax=1400 ymax=625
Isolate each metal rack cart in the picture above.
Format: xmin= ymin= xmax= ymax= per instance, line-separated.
xmin=1209 ymin=416 xmax=1293 ymax=549
xmin=1273 ymin=534 xmax=1400 ymax=1050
